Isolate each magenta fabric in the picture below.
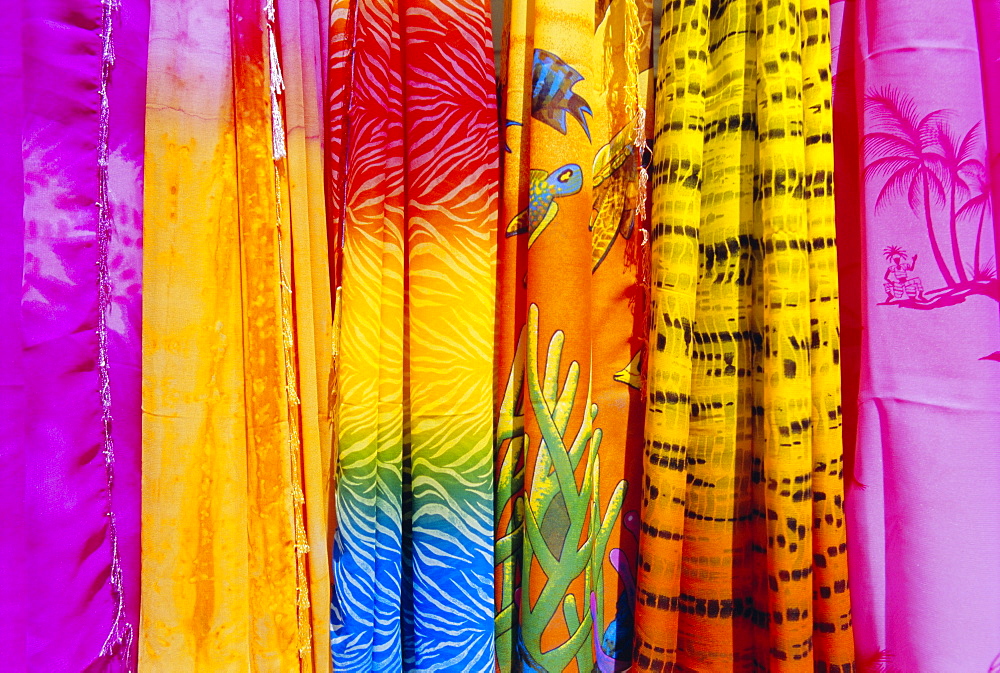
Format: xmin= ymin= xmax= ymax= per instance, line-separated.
xmin=0 ymin=0 xmax=28 ymax=666
xmin=0 ymin=1 xmax=147 ymax=669
xmin=974 ymin=0 xmax=1000 ymax=275
xmin=833 ymin=0 xmax=1000 ymax=670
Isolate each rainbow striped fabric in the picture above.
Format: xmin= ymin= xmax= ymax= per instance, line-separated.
xmin=327 ymin=1 xmax=499 ymax=670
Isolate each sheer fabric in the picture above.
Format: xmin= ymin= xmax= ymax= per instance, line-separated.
xmin=635 ymin=0 xmax=855 ymax=669
xmin=140 ymin=1 xmax=331 ymax=668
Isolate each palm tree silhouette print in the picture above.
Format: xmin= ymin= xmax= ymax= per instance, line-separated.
xmin=936 ymin=120 xmax=986 ymax=283
xmin=958 ymin=168 xmax=995 ymax=281
xmin=864 ymin=87 xmax=997 ymax=313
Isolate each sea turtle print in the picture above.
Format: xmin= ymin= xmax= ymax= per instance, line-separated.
xmin=591 ymin=123 xmax=639 ymax=271
xmin=495 ymin=2 xmax=651 ymax=671
xmin=505 ymin=163 xmax=584 ymax=246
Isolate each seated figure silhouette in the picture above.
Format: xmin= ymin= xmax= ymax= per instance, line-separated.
xmin=883 ymin=245 xmax=925 ymax=302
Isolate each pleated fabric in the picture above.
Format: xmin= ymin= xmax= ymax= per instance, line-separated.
xmin=494 ymin=1 xmax=654 ymax=670
xmin=140 ymin=0 xmax=331 ymax=669
xmin=0 ymin=0 xmax=147 ymax=669
xmin=832 ymin=0 xmax=1000 ymax=670
xmin=634 ymin=0 xmax=855 ymax=670
xmin=326 ymin=1 xmax=499 ymax=670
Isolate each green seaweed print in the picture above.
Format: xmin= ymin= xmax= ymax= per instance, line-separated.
xmin=495 ymin=304 xmax=626 ymax=672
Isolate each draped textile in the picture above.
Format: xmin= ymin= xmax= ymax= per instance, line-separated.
xmin=976 ymin=0 xmax=1000 ymax=272
xmin=494 ymin=1 xmax=654 ymax=670
xmin=5 ymin=2 xmax=1000 ymax=671
xmin=634 ymin=0 xmax=855 ymax=669
xmin=140 ymin=0 xmax=331 ymax=668
xmin=0 ymin=1 xmax=26 ymax=660
xmin=0 ymin=0 xmax=147 ymax=668
xmin=832 ymin=0 xmax=1000 ymax=669
xmin=326 ymin=1 xmax=499 ymax=670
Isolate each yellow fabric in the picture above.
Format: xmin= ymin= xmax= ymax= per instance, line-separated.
xmin=635 ymin=0 xmax=854 ymax=669
xmin=276 ymin=4 xmax=334 ymax=665
xmin=140 ymin=2 xmax=331 ymax=669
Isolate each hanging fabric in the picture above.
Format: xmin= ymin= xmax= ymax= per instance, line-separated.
xmin=326 ymin=1 xmax=499 ymax=670
xmin=0 ymin=0 xmax=147 ymax=668
xmin=494 ymin=0 xmax=654 ymax=670
xmin=634 ymin=0 xmax=855 ymax=669
xmin=140 ymin=0 xmax=332 ymax=668
xmin=832 ymin=0 xmax=1000 ymax=669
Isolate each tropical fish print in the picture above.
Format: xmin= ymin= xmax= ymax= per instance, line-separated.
xmin=532 ymin=49 xmax=593 ymax=140
xmin=505 ymin=163 xmax=584 ymax=246
xmin=591 ymin=511 xmax=640 ymax=672
xmin=496 ymin=1 xmax=652 ymax=671
xmin=613 ymin=348 xmax=643 ymax=389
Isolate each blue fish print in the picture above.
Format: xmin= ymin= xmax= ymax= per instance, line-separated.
xmin=532 ymin=49 xmax=593 ymax=141
xmin=504 ymin=119 xmax=522 ymax=153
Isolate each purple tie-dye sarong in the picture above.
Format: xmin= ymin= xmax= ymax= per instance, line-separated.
xmin=0 ymin=1 xmax=147 ymax=669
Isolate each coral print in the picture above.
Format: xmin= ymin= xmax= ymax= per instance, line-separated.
xmin=496 ymin=2 xmax=651 ymax=670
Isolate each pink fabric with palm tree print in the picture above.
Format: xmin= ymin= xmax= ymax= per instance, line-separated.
xmin=832 ymin=0 xmax=1000 ymax=670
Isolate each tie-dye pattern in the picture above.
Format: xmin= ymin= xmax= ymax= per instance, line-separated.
xmin=141 ymin=0 xmax=331 ymax=669
xmin=0 ymin=1 xmax=147 ymax=668
xmin=634 ymin=0 xmax=855 ymax=669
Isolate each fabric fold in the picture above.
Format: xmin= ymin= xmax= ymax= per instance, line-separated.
xmin=0 ymin=1 xmax=147 ymax=669
xmin=327 ymin=1 xmax=499 ymax=670
xmin=494 ymin=1 xmax=654 ymax=671
xmin=634 ymin=0 xmax=855 ymax=669
xmin=141 ymin=0 xmax=330 ymax=668
xmin=833 ymin=0 xmax=1000 ymax=669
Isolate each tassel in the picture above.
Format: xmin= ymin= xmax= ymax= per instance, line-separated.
xmin=267 ymin=2 xmax=311 ymax=659
xmin=97 ymin=0 xmax=135 ymax=665
xmin=269 ymin=29 xmax=287 ymax=161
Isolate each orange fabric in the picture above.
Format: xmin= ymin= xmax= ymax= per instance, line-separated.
xmin=141 ymin=1 xmax=331 ymax=669
xmin=494 ymin=1 xmax=653 ymax=670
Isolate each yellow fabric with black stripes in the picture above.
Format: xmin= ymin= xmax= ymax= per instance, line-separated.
xmin=634 ymin=0 xmax=854 ymax=669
